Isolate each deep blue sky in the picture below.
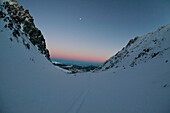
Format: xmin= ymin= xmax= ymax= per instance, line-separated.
xmin=17 ymin=0 xmax=170 ymax=62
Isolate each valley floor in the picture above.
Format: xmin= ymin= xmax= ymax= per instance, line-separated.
xmin=0 ymin=51 xmax=170 ymax=113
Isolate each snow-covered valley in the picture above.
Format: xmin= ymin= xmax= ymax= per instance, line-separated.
xmin=0 ymin=0 xmax=170 ymax=113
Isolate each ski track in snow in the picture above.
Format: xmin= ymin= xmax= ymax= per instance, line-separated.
xmin=65 ymin=88 xmax=89 ymax=113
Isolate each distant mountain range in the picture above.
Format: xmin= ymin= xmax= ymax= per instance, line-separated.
xmin=51 ymin=58 xmax=101 ymax=66
xmin=52 ymin=60 xmax=98 ymax=73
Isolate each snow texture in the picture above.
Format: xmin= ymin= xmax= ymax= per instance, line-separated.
xmin=0 ymin=1 xmax=170 ymax=113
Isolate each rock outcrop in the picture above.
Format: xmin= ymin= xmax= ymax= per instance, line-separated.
xmin=95 ymin=24 xmax=170 ymax=71
xmin=0 ymin=0 xmax=51 ymax=61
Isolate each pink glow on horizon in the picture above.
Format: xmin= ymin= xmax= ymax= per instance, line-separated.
xmin=49 ymin=49 xmax=108 ymax=63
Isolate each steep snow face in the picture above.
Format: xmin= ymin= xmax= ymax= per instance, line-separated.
xmin=96 ymin=24 xmax=170 ymax=71
xmin=0 ymin=0 xmax=50 ymax=60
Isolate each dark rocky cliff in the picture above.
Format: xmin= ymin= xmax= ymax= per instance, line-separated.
xmin=0 ymin=0 xmax=51 ymax=61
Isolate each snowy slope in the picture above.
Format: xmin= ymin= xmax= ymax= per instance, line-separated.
xmin=0 ymin=0 xmax=50 ymax=61
xmin=96 ymin=24 xmax=170 ymax=72
xmin=0 ymin=14 xmax=91 ymax=112
xmin=77 ymin=59 xmax=170 ymax=113
xmin=0 ymin=0 xmax=170 ymax=113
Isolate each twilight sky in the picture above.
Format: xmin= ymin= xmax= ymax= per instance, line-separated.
xmin=17 ymin=0 xmax=170 ymax=63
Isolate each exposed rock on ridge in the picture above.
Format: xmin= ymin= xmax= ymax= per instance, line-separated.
xmin=0 ymin=0 xmax=51 ymax=61
xmin=96 ymin=24 xmax=170 ymax=71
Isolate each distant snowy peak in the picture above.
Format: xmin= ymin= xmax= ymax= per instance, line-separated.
xmin=96 ymin=24 xmax=170 ymax=71
xmin=0 ymin=0 xmax=51 ymax=61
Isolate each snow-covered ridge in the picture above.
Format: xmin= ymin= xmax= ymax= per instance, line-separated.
xmin=96 ymin=24 xmax=170 ymax=71
xmin=0 ymin=0 xmax=51 ymax=61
